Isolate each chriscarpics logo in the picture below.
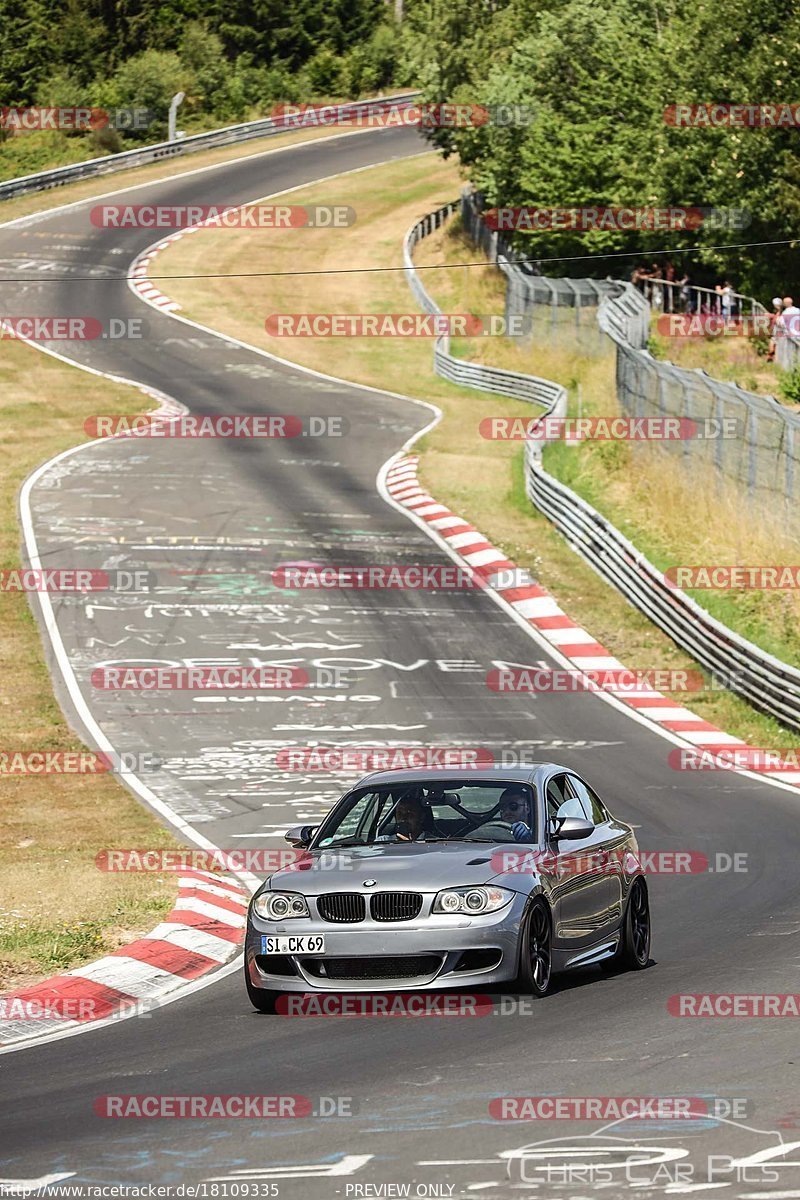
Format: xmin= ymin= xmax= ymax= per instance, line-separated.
xmin=504 ymin=1114 xmax=800 ymax=1189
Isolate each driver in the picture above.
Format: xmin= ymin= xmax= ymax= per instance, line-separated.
xmin=498 ymin=787 xmax=534 ymax=841
xmin=464 ymin=786 xmax=533 ymax=842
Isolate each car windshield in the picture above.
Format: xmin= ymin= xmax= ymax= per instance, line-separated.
xmin=312 ymin=780 xmax=536 ymax=847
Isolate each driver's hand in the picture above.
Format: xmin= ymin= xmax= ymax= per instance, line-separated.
xmin=511 ymin=821 xmax=533 ymax=842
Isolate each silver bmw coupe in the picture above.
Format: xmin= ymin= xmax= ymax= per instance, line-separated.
xmin=244 ymin=764 xmax=651 ymax=1009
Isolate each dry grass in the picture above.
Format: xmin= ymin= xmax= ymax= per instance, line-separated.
xmin=154 ymin=154 xmax=798 ymax=748
xmin=0 ymin=339 xmax=180 ymax=990
xmin=647 ymin=320 xmax=788 ymax=403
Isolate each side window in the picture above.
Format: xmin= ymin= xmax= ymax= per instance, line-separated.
xmin=546 ymin=774 xmax=585 ymax=825
xmin=567 ymin=775 xmax=608 ymax=825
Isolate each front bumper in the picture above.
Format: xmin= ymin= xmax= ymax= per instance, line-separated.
xmin=245 ymin=893 xmax=527 ymax=992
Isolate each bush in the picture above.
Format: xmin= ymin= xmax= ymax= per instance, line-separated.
xmin=344 ymin=23 xmax=399 ymax=94
xmin=102 ymin=50 xmax=191 ymax=140
xmin=179 ymin=23 xmax=228 ymax=114
xmin=34 ymin=69 xmax=86 ymax=111
xmin=749 ymin=331 xmax=771 ymax=359
xmin=779 ymin=365 xmax=800 ymax=406
xmin=303 ymin=48 xmax=348 ymax=97
xmin=0 ymin=129 xmax=97 ymax=177
xmin=88 ymin=125 xmax=122 ymax=155
xmin=258 ymin=63 xmax=303 ymax=107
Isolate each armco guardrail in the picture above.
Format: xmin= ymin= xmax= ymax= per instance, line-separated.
xmin=405 ymin=197 xmax=800 ymax=733
xmin=525 ymin=451 xmax=800 ymax=733
xmin=461 ymin=188 xmax=800 ymax=512
xmin=0 ymin=93 xmax=420 ymax=201
xmin=403 ymin=204 xmax=567 ymax=420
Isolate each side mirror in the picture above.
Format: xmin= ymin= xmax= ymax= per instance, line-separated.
xmin=285 ymin=824 xmax=315 ymax=848
xmin=552 ymin=817 xmax=594 ymax=841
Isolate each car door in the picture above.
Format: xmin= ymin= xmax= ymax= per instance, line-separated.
xmin=544 ymin=772 xmax=613 ymax=950
xmin=567 ymin=772 xmax=629 ymax=929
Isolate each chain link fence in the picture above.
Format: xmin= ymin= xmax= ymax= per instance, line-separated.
xmin=775 ymin=324 xmax=800 ymax=372
xmin=460 ymin=189 xmax=800 ymax=516
xmin=406 ymin=198 xmax=800 ymax=731
xmin=404 ymin=203 xmax=567 ymax=415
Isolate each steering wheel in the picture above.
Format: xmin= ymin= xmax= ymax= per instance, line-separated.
xmin=455 ymin=810 xmax=486 ymax=834
xmin=464 ymin=818 xmax=516 ymax=841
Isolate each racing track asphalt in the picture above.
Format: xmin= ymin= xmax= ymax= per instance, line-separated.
xmin=0 ymin=124 xmax=799 ymax=1196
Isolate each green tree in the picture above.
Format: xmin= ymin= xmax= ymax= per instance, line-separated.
xmin=0 ymin=0 xmax=52 ymax=105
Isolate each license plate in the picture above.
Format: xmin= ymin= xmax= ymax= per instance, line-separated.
xmin=261 ymin=934 xmax=325 ymax=955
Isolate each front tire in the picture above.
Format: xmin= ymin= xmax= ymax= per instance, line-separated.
xmin=605 ymin=876 xmax=651 ymax=972
xmin=245 ymin=965 xmax=278 ymax=1013
xmin=515 ymin=898 xmax=553 ymax=996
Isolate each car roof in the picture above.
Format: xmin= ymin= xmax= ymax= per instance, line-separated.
xmin=354 ymin=763 xmax=565 ymax=787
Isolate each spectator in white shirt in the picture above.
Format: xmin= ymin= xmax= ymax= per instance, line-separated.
xmin=777 ymin=296 xmax=800 ymax=341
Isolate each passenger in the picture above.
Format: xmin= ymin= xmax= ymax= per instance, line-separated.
xmin=378 ymin=794 xmax=435 ymax=842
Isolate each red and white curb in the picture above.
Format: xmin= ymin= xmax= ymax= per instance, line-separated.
xmin=130 ymin=216 xmax=237 ymax=312
xmin=385 ymin=454 xmax=800 ymax=786
xmin=0 ymin=871 xmax=248 ymax=1045
xmin=130 ymin=231 xmax=188 ymax=311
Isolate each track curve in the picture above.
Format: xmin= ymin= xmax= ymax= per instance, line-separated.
xmin=1 ymin=125 xmax=799 ymax=1196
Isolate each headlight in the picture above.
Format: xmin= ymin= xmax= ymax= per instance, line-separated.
xmin=432 ymin=886 xmax=513 ymax=915
xmin=252 ymin=891 xmax=310 ymax=920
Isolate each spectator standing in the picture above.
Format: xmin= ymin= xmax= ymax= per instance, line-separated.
xmin=713 ymin=283 xmax=723 ymax=316
xmin=776 ymin=296 xmax=800 ymax=342
xmin=767 ymin=297 xmax=783 ymax=362
xmin=631 ymin=264 xmax=647 ymax=292
xmin=664 ymin=260 xmax=675 ymax=312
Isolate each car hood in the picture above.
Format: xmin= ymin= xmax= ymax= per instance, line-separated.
xmin=266 ymin=841 xmax=521 ymax=894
